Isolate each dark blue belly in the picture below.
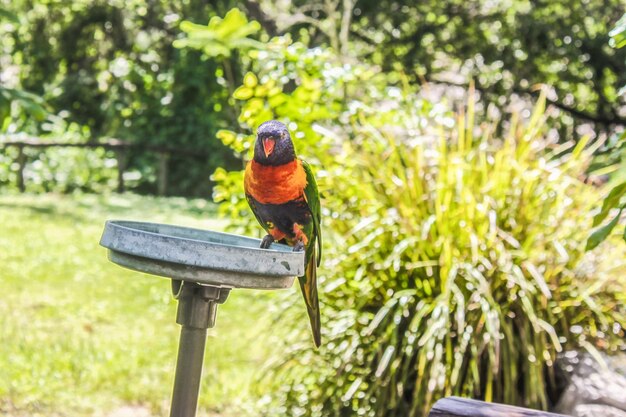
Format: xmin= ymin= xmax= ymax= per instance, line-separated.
xmin=247 ymin=195 xmax=312 ymax=238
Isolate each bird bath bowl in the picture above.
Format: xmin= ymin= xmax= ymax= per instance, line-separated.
xmin=99 ymin=220 xmax=304 ymax=417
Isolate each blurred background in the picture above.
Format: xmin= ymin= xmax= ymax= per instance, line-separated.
xmin=0 ymin=1 xmax=625 ymax=416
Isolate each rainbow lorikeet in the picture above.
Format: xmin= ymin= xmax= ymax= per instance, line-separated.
xmin=243 ymin=120 xmax=322 ymax=347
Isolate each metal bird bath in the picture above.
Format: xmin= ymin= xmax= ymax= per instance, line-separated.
xmin=99 ymin=220 xmax=304 ymax=417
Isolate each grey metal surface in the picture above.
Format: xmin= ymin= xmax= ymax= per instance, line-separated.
xmin=170 ymin=326 xmax=207 ymax=417
xmin=100 ymin=220 xmax=303 ymax=288
xmin=428 ymin=397 xmax=569 ymax=416
xmin=169 ymin=282 xmax=225 ymax=417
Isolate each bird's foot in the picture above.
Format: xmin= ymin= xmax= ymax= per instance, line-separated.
xmin=260 ymin=234 xmax=274 ymax=249
xmin=291 ymin=224 xmax=308 ymax=252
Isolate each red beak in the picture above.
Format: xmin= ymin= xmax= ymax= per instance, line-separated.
xmin=263 ymin=137 xmax=275 ymax=158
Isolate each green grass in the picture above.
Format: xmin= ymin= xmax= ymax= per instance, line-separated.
xmin=0 ymin=192 xmax=283 ymax=417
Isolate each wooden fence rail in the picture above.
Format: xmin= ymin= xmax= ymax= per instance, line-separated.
xmin=428 ymin=397 xmax=569 ymax=417
xmin=0 ymin=137 xmax=208 ymax=195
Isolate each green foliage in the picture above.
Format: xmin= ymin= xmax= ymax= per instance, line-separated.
xmin=282 ymin=101 xmax=624 ymax=417
xmin=206 ymin=34 xmax=369 ymax=229
xmin=0 ymin=6 xmax=18 ymax=23
xmin=0 ymin=4 xmax=48 ymax=132
xmin=587 ymin=181 xmax=626 ymax=250
xmin=259 ymin=0 xmax=626 ymax=132
xmin=0 ymin=120 xmax=119 ymax=193
xmin=587 ymin=206 xmax=624 ymax=250
xmin=588 ymin=178 xmax=626 ymax=249
xmin=21 ymin=146 xmax=118 ymax=193
xmin=610 ymin=14 xmax=626 ymax=50
xmin=586 ymin=13 xmax=626 ymax=249
xmin=0 ymin=87 xmax=47 ymax=131
xmin=4 ymin=1 xmax=625 ymax=196
xmin=1 ymin=0 xmax=242 ymax=196
xmin=205 ymin=33 xmax=626 ymax=416
xmin=174 ymin=8 xmax=263 ymax=58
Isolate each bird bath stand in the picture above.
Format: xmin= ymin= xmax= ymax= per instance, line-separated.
xmin=99 ymin=220 xmax=304 ymax=417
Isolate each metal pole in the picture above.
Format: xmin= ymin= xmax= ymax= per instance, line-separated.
xmin=170 ymin=326 xmax=208 ymax=417
xmin=169 ymin=282 xmax=229 ymax=417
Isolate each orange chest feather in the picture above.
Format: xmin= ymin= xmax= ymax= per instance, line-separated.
xmin=244 ymin=160 xmax=308 ymax=204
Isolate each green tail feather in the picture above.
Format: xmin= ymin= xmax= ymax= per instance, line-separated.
xmin=298 ymin=248 xmax=321 ymax=347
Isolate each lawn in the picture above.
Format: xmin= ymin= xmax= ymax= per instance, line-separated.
xmin=0 ymin=193 xmax=287 ymax=417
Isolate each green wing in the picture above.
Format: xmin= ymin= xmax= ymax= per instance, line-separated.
xmin=301 ymin=159 xmax=322 ymax=266
xmin=301 ymin=158 xmax=323 ymax=347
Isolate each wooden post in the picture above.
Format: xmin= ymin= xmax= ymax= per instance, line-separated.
xmin=16 ymin=144 xmax=26 ymax=193
xmin=428 ymin=397 xmax=569 ymax=417
xmin=115 ymin=148 xmax=128 ymax=193
xmin=157 ymin=151 xmax=170 ymax=196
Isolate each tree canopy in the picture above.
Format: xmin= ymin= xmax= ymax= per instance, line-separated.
xmin=1 ymin=0 xmax=624 ymax=195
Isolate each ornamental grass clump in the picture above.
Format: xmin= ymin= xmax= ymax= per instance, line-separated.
xmin=198 ymin=31 xmax=625 ymax=416
xmin=262 ymin=95 xmax=626 ymax=417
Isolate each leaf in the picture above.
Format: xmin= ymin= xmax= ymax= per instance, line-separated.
xmin=179 ymin=20 xmax=211 ymax=34
xmin=609 ymin=14 xmax=626 ymax=49
xmin=175 ymin=8 xmax=262 ymax=58
xmin=216 ymin=129 xmax=236 ymax=146
xmin=571 ymin=135 xmax=590 ymax=160
xmin=204 ymin=44 xmax=231 ymax=58
xmin=0 ymin=7 xmax=19 ymax=23
xmin=233 ymin=86 xmax=253 ymax=100
xmin=219 ymin=9 xmax=261 ymax=39
xmin=211 ymin=166 xmax=227 ymax=182
xmin=586 ymin=207 xmax=623 ymax=250
xmin=243 ymin=72 xmax=258 ymax=88
xmin=593 ymin=181 xmax=626 ymax=226
xmin=0 ymin=86 xmax=48 ymax=121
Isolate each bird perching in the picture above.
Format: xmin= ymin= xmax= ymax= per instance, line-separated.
xmin=244 ymin=120 xmax=322 ymax=347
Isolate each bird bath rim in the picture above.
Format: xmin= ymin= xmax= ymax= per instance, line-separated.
xmin=99 ymin=220 xmax=304 ymax=289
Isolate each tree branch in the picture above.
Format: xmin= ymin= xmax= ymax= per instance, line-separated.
xmin=244 ymin=1 xmax=277 ymax=37
xmin=339 ymin=0 xmax=354 ymax=55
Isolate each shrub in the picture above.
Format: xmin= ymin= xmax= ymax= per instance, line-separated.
xmin=199 ymin=25 xmax=626 ymax=417
xmin=0 ymin=121 xmax=118 ymax=194
xmin=259 ymin=94 xmax=625 ymax=417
